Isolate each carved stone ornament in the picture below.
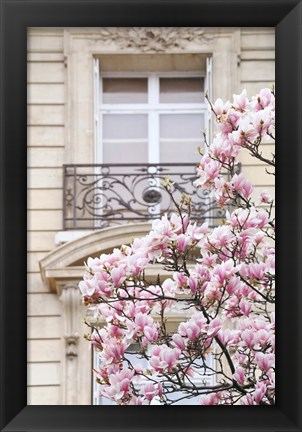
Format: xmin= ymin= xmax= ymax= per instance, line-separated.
xmin=59 ymin=283 xmax=81 ymax=360
xmin=95 ymin=27 xmax=215 ymax=52
xmin=65 ymin=334 xmax=80 ymax=360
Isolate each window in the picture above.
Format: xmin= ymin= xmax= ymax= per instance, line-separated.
xmin=93 ymin=342 xmax=149 ymax=406
xmin=94 ymin=56 xmax=212 ymax=166
xmin=92 ymin=341 xmax=216 ymax=405
xmin=99 ymin=73 xmax=206 ymax=165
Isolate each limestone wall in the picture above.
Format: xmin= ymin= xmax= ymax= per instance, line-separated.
xmin=27 ymin=29 xmax=65 ymax=404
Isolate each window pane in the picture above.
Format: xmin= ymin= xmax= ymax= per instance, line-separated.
xmin=160 ymin=114 xmax=204 ymax=163
xmin=103 ymin=78 xmax=148 ymax=104
xmin=160 ymin=113 xmax=204 ymax=139
xmin=103 ymin=114 xmax=148 ymax=140
xmin=160 ymin=77 xmax=204 ymax=103
xmin=102 ymin=114 xmax=148 ymax=163
xmin=160 ymin=140 xmax=201 ymax=163
xmin=103 ymin=140 xmax=148 ymax=164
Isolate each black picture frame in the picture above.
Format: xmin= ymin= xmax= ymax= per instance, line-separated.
xmin=0 ymin=0 xmax=301 ymax=431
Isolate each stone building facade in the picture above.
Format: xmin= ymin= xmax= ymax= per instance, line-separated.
xmin=27 ymin=27 xmax=275 ymax=405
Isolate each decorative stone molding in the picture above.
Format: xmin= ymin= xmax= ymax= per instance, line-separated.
xmin=91 ymin=27 xmax=216 ymax=52
xmin=59 ymin=282 xmax=82 ymax=404
xmin=59 ymin=283 xmax=81 ymax=359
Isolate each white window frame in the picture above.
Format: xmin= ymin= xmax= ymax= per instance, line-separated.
xmin=92 ymin=58 xmax=213 ymax=227
xmin=96 ymin=69 xmax=209 ymax=165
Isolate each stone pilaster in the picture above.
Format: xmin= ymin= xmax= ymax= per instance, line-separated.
xmin=59 ymin=282 xmax=82 ymax=405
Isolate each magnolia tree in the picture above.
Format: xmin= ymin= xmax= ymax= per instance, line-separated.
xmin=80 ymin=88 xmax=275 ymax=405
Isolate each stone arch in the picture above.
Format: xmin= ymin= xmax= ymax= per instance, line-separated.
xmin=40 ymin=222 xmax=152 ymax=293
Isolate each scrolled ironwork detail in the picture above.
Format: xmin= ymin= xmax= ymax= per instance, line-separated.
xmin=142 ymin=188 xmax=162 ymax=204
xmin=63 ymin=163 xmax=237 ymax=230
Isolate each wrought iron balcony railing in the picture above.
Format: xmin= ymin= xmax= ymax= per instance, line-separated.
xmin=63 ymin=163 xmax=230 ymax=230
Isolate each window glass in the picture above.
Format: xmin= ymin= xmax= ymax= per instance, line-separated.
xmin=103 ymin=78 xmax=148 ymax=104
xmin=160 ymin=140 xmax=201 ymax=164
xmin=102 ymin=114 xmax=148 ymax=163
xmin=160 ymin=113 xmax=204 ymax=139
xmin=159 ymin=77 xmax=204 ymax=103
xmin=103 ymin=140 xmax=148 ymax=164
xmin=103 ymin=114 xmax=148 ymax=140
xmin=159 ymin=114 xmax=204 ymax=163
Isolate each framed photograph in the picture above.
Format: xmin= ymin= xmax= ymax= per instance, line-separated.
xmin=0 ymin=0 xmax=301 ymax=431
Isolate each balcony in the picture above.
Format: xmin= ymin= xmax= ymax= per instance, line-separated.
xmin=63 ymin=163 xmax=230 ymax=230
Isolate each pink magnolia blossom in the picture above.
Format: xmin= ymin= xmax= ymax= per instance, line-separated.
xmin=111 ymin=267 xmax=126 ymax=287
xmin=207 ymin=317 xmax=222 ymax=338
xmin=246 ymin=262 xmax=267 ymax=280
xmin=140 ymin=382 xmax=163 ymax=402
xmin=233 ymin=89 xmax=249 ymax=110
xmin=209 ymin=225 xmax=235 ymax=248
xmin=259 ymin=190 xmax=273 ymax=204
xmin=252 ymin=109 xmax=274 ymax=135
xmin=226 ymin=108 xmax=241 ymax=128
xmin=228 ymin=207 xmax=268 ymax=229
xmin=255 ymin=329 xmax=271 ymax=347
xmin=179 ymin=320 xmax=201 ymax=341
xmin=81 ymin=88 xmax=275 ymax=406
xmin=173 ymin=272 xmax=188 ymax=290
xmin=186 ymin=221 xmax=208 ymax=241
xmin=233 ymin=366 xmax=245 ymax=385
xmin=188 ymin=274 xmax=198 ymax=294
xmin=100 ymin=340 xmax=128 ymax=364
xmin=149 ymin=345 xmax=181 ymax=372
xmin=161 ymin=278 xmax=176 ymax=296
xmin=231 ymin=173 xmax=253 ymax=199
xmin=172 ymin=333 xmax=186 ymax=350
xmin=255 ymin=352 xmax=275 ymax=372
xmin=237 ymin=116 xmax=258 ymax=142
xmin=253 ymin=382 xmax=267 ymax=404
xmin=79 ymin=278 xmax=95 ymax=297
xmin=241 ymin=330 xmax=255 ymax=349
xmin=226 ymin=276 xmax=245 ymax=295
xmin=195 ymin=156 xmax=222 ymax=188
xmin=100 ymin=367 xmax=135 ymax=401
xmin=213 ymin=259 xmax=238 ymax=285
xmin=251 ymin=88 xmax=275 ymax=111
xmin=144 ymin=326 xmax=159 ymax=342
xmin=199 ymin=392 xmax=222 ymax=405
xmin=213 ymin=98 xmax=230 ymax=116
xmin=176 ymin=233 xmax=191 ymax=252
xmin=239 ymin=300 xmax=252 ymax=317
